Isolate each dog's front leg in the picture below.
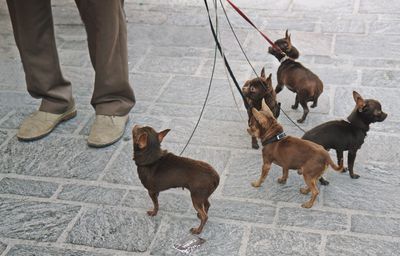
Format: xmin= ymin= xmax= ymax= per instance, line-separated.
xmin=147 ymin=191 xmax=159 ymax=216
xmin=251 ymin=163 xmax=271 ymax=187
xmin=348 ymin=150 xmax=360 ymax=179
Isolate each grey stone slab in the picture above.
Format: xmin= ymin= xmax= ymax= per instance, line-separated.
xmin=130 ymin=72 xmax=170 ymax=102
xmin=181 ymin=146 xmax=231 ymax=175
xmin=351 ymin=215 xmax=400 ymax=237
xmin=0 ymin=136 xmax=117 ymax=180
xmin=67 ymin=208 xmax=159 ymax=252
xmin=198 ymin=58 xmax=251 ymax=80
xmin=277 ymin=207 xmax=348 ymax=231
xmin=59 ymin=49 xmax=91 ymax=68
xmin=222 ymin=153 xmax=321 ymax=206
xmin=334 ymin=87 xmax=400 ymax=121
xmin=0 ymin=178 xmax=59 ymax=198
xmin=63 ymin=66 xmax=95 ymax=97
xmin=293 ymin=0 xmax=353 ymax=13
xmin=261 ymin=16 xmax=316 ymax=32
xmin=207 ymin=199 xmax=276 ymax=224
xmin=325 ymin=235 xmax=400 ymax=256
xmin=0 ymin=130 xmax=9 ymax=145
xmin=0 ymin=60 xmax=25 ymax=87
xmin=355 ymin=133 xmax=400 ymax=164
xmin=6 ymin=245 xmax=108 ymax=256
xmin=354 ymin=58 xmax=400 ymax=68
xmin=150 ymin=216 xmax=244 ymax=256
xmin=149 ymin=103 xmax=202 ymax=118
xmin=369 ymin=20 xmax=400 ymax=35
xmin=246 ymin=227 xmax=321 ymax=256
xmin=0 ymin=91 xmax=40 ymax=107
xmin=0 ymin=241 xmax=6 ymax=254
xmin=361 ymin=69 xmax=400 ymax=88
xmin=323 ymin=173 xmax=400 ymax=214
xmin=321 ymin=18 xmax=365 ymax=34
xmin=203 ymin=106 xmax=247 ymax=122
xmin=137 ymin=56 xmax=202 ymax=75
xmin=359 ymin=0 xmax=400 ymax=14
xmin=232 ymin=0 xmax=291 ymax=10
xmin=307 ymin=66 xmax=358 ymax=85
xmin=125 ymin=10 xmax=168 ymax=25
xmin=122 ymin=189 xmax=191 ymax=214
xmin=58 ymin=184 xmax=126 ymax=205
xmin=313 ymin=55 xmax=352 ymax=66
xmin=335 ymin=34 xmax=400 ymax=59
xmin=0 ymin=198 xmax=80 ymax=241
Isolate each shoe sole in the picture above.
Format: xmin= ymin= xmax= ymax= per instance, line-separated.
xmin=87 ymin=116 xmax=129 ymax=148
xmin=17 ymin=109 xmax=77 ymax=141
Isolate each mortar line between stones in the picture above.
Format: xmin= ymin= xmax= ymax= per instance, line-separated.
xmin=0 ymin=243 xmax=13 ymax=256
xmin=193 ymin=57 xmax=209 ymax=76
xmin=288 ymin=0 xmax=295 ymax=12
xmin=238 ymin=224 xmax=251 ymax=256
xmin=319 ymin=234 xmax=327 ymax=256
xmin=1 ymin=192 xmax=400 ymax=243
xmin=0 ymin=237 xmax=144 ymax=256
xmin=346 ymin=212 xmax=352 ymax=232
xmin=272 ymin=205 xmax=280 ymax=227
xmin=213 ymin=152 xmax=235 ymax=197
xmin=330 ymin=34 xmax=336 ymax=56
xmin=353 ymin=0 xmax=361 ymax=14
xmin=49 ymin=184 xmax=64 ymax=200
xmin=0 ymin=110 xmax=15 ymax=126
xmin=119 ymin=189 xmax=131 ymax=206
xmin=72 ymin=112 xmax=91 ymax=135
xmin=146 ymin=215 xmax=170 ymax=256
xmin=144 ymin=74 xmax=174 ymax=116
xmin=97 ymin=140 xmax=127 ymax=182
xmin=0 ymin=130 xmax=15 ymax=150
xmin=56 ymin=207 xmax=86 ymax=243
xmin=130 ymin=46 xmax=152 ymax=73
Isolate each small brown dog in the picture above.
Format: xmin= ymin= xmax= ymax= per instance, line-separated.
xmin=247 ymin=100 xmax=343 ymax=208
xmin=242 ymin=67 xmax=281 ymax=149
xmin=268 ymin=30 xmax=323 ymax=123
xmin=132 ymin=125 xmax=220 ymax=234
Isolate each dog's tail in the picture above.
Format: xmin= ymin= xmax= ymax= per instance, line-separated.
xmin=327 ymin=156 xmax=343 ymax=172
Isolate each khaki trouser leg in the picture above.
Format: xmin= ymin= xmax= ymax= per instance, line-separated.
xmin=6 ymin=0 xmax=73 ymax=114
xmin=75 ymin=0 xmax=135 ymax=116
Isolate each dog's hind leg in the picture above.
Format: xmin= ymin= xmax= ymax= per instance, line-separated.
xmin=291 ymin=95 xmax=299 ymax=109
xmin=336 ymin=150 xmax=347 ymax=172
xmin=147 ymin=191 xmax=159 ymax=216
xmin=297 ymin=99 xmax=309 ymax=123
xmin=190 ymin=195 xmax=208 ymax=234
xmin=310 ymin=97 xmax=318 ymax=108
xmin=251 ymin=163 xmax=271 ymax=187
xmin=302 ymin=175 xmax=319 ymax=208
xmin=278 ymin=167 xmax=289 ymax=184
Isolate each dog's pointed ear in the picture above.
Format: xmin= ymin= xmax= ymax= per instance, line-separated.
xmin=137 ymin=133 xmax=148 ymax=149
xmin=267 ymin=73 xmax=272 ymax=81
xmin=261 ymin=99 xmax=275 ymax=118
xmin=285 ymin=29 xmax=291 ymax=42
xmin=252 ymin=108 xmax=268 ymax=126
xmin=261 ymin=67 xmax=266 ymax=78
xmin=157 ymin=129 xmax=171 ymax=143
xmin=353 ymin=91 xmax=366 ymax=111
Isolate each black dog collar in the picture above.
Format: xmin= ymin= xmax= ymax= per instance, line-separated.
xmin=262 ymin=132 xmax=286 ymax=146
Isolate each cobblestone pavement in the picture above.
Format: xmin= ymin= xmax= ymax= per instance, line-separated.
xmin=1 ymin=0 xmax=400 ymax=255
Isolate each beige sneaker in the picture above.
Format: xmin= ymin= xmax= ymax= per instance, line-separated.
xmin=17 ymin=105 xmax=77 ymax=141
xmin=87 ymin=114 xmax=129 ymax=147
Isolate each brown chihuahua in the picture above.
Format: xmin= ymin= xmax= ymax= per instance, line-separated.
xmin=268 ymin=30 xmax=323 ymax=123
xmin=248 ymin=100 xmax=343 ymax=208
xmin=132 ymin=125 xmax=220 ymax=234
xmin=242 ymin=67 xmax=281 ymax=149
xmin=303 ymin=91 xmax=387 ymax=185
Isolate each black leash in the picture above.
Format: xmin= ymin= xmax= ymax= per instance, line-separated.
xmin=179 ymin=0 xmax=219 ymax=156
xmin=204 ymin=0 xmax=250 ymax=110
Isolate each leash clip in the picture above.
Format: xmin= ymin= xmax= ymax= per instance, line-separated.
xmin=276 ymin=132 xmax=286 ymax=140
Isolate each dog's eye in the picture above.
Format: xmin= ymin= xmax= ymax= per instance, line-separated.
xmin=250 ymin=86 xmax=256 ymax=92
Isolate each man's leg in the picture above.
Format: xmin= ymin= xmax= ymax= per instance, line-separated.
xmin=75 ymin=0 xmax=135 ymax=147
xmin=7 ymin=0 xmax=76 ymax=141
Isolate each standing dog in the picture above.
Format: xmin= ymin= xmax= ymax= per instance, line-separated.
xmin=248 ymin=100 xmax=343 ymax=208
xmin=268 ymin=30 xmax=323 ymax=123
xmin=242 ymin=67 xmax=281 ymax=149
xmin=302 ymin=91 xmax=387 ymax=185
xmin=132 ymin=125 xmax=220 ymax=234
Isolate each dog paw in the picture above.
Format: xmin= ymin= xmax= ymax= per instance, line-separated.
xmin=147 ymin=210 xmax=158 ymax=216
xmin=190 ymin=227 xmax=201 ymax=235
xmin=300 ymin=187 xmax=310 ymax=195
xmin=277 ymin=178 xmax=287 ymax=184
xmin=301 ymin=202 xmax=313 ymax=208
xmin=291 ymin=104 xmax=298 ymax=110
xmin=350 ymin=174 xmax=360 ymax=179
xmin=297 ymin=169 xmax=303 ymax=175
xmin=320 ymin=179 xmax=330 ymax=186
xmin=251 ymin=181 xmax=261 ymax=188
xmin=310 ymin=104 xmax=317 ymax=108
xmin=297 ymin=118 xmax=305 ymax=123
xmin=342 ymin=167 xmax=348 ymax=173
xmin=252 ymin=143 xmax=259 ymax=150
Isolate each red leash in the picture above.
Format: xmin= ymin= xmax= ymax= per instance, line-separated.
xmin=226 ymin=0 xmax=285 ymax=54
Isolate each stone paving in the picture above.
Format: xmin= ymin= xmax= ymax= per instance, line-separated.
xmin=0 ymin=0 xmax=400 ymax=255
